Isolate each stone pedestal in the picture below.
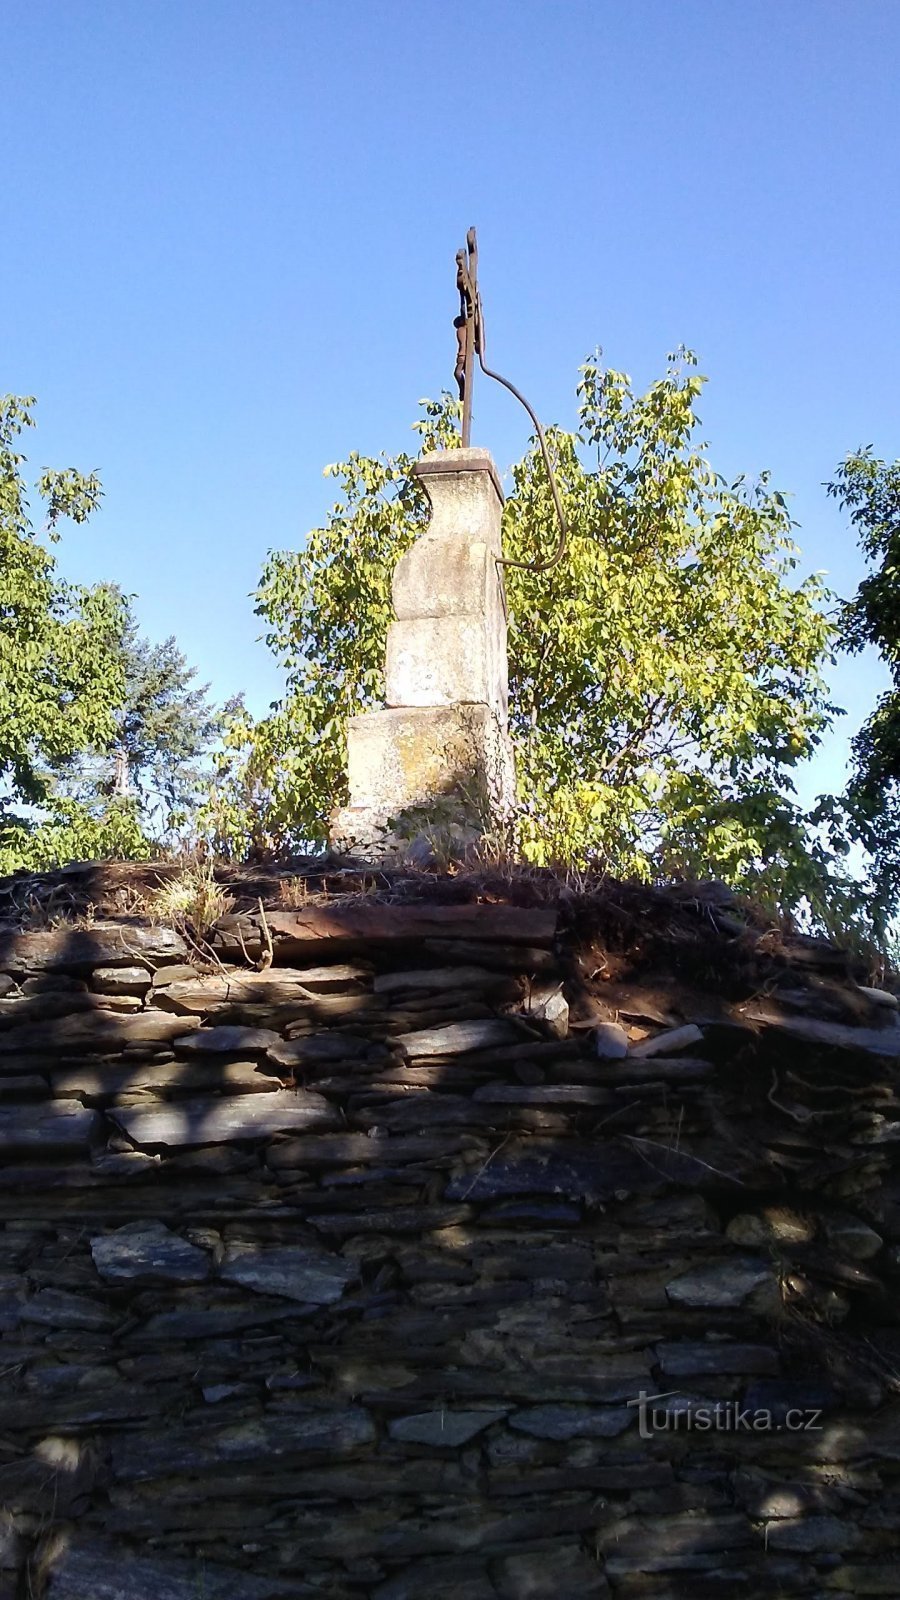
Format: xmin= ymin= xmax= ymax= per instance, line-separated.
xmin=331 ymin=448 xmax=515 ymax=858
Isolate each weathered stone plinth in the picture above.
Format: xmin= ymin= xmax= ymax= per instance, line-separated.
xmin=331 ymin=448 xmax=515 ymax=858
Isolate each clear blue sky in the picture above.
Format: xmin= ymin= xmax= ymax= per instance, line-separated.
xmin=5 ymin=0 xmax=899 ymax=806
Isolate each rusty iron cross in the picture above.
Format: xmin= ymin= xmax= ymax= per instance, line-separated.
xmin=447 ymin=228 xmax=570 ymax=572
xmin=454 ymin=227 xmax=483 ymax=448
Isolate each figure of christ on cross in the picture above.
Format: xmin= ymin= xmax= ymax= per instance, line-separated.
xmin=454 ymin=226 xmax=482 ymax=448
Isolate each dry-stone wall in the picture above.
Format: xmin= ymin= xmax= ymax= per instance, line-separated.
xmin=0 ymin=893 xmax=898 ymax=1598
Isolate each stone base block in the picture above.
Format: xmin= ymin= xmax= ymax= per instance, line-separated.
xmin=330 ymin=703 xmax=515 ymax=859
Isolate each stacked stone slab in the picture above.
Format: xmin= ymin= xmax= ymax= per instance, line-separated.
xmin=331 ymin=448 xmax=516 ymax=857
xmin=0 ymin=892 xmax=899 ymax=1599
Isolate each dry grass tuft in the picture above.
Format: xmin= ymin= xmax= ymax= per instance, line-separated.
xmin=278 ymin=876 xmax=312 ymax=909
xmin=140 ymin=859 xmax=235 ymax=937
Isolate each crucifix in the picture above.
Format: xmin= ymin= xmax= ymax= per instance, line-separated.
xmin=449 ymin=228 xmax=568 ymax=570
xmin=454 ymin=227 xmax=483 ymax=448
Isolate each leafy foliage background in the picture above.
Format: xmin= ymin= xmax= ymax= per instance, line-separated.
xmin=0 ymin=396 xmax=220 ymax=874
xmin=202 ymin=353 xmax=882 ymax=940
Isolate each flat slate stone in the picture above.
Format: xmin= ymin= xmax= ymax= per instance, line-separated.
xmin=445 ymin=1142 xmax=654 ymax=1202
xmin=395 ymin=1019 xmax=523 ymax=1059
xmin=655 ymin=1341 xmax=780 ymax=1377
xmin=20 ymin=971 xmax=84 ymax=993
xmin=150 ymin=963 xmax=198 ymax=986
xmin=666 ymin=1257 xmax=774 ymax=1309
xmin=822 ymin=1214 xmax=884 ymax=1259
xmin=595 ymin=1513 xmax=755 ymax=1561
xmin=597 ymin=1057 xmax=714 ymax=1085
xmin=359 ymin=1093 xmax=507 ymax=1132
xmin=219 ymin=1241 xmax=357 ymax=1303
xmin=822 ymin=1564 xmax=899 ymax=1592
xmin=0 ymin=1009 xmax=200 ymax=1053
xmin=53 ymin=1059 xmax=279 ymax=1097
xmin=0 ymin=922 xmax=187 ymax=974
xmin=624 ymin=1135 xmax=747 ymax=1189
xmin=742 ymin=1378 xmax=840 ymax=1420
xmin=109 ymin=1089 xmax=337 ymax=1148
xmin=629 ymin=1024 xmax=704 ymax=1059
xmin=211 ymin=903 xmax=557 ymax=962
xmin=764 ymin=1514 xmax=857 ymax=1553
xmin=374 ymin=966 xmax=509 ymax=995
xmin=0 ymin=1100 xmax=100 ymax=1152
xmin=740 ymin=1001 xmax=900 ymax=1059
xmin=0 ymin=993 xmax=99 ymax=1025
xmin=268 ymin=1032 xmax=376 ymax=1067
xmin=423 ymin=938 xmax=559 ymax=971
xmin=265 ymin=1132 xmax=469 ymax=1168
xmin=308 ymin=1204 xmax=470 ymax=1237
xmin=156 ymin=964 xmax=371 ymax=1014
xmin=478 ymin=1200 xmax=583 ymax=1226
xmin=373 ymin=1557 xmax=499 ymax=1600
xmin=44 ymin=1538 xmax=306 ymax=1599
xmin=509 ymin=1404 xmax=632 ymax=1440
xmin=494 ymin=1544 xmax=610 ymax=1599
xmin=112 ymin=1407 xmax=376 ymax=1479
xmin=388 ymin=1409 xmax=507 ymax=1446
xmin=174 ymin=1025 xmax=281 ymax=1054
xmin=20 ymin=1288 xmax=115 ymax=1330
xmin=0 ymin=1383 xmax=163 ymax=1431
xmin=91 ymin=965 xmax=152 ymax=994
xmin=91 ymin=1222 xmax=211 ymax=1285
xmin=473 ymin=1083 xmax=613 ymax=1106
xmin=0 ymin=1073 xmax=47 ymax=1097
xmin=130 ymin=1300 xmax=303 ymax=1342
xmin=0 ymin=1161 xmax=111 ymax=1191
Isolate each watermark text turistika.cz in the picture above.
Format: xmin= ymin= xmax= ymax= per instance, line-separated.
xmin=628 ymin=1390 xmax=825 ymax=1439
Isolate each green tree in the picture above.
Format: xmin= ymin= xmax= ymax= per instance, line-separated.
xmin=826 ymin=449 xmax=900 ymax=934
xmin=207 ymin=353 xmax=861 ymax=930
xmin=49 ymin=597 xmax=223 ymax=848
xmin=0 ymin=395 xmax=140 ymax=873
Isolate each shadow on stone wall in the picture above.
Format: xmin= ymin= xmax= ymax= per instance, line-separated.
xmin=0 ymin=892 xmax=897 ymax=1599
